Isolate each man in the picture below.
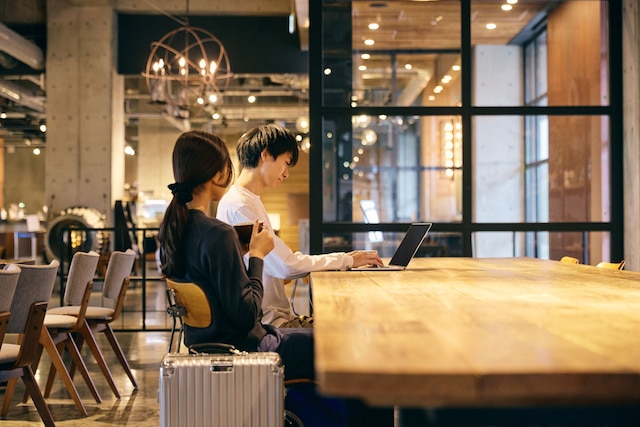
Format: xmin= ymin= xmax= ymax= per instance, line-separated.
xmin=217 ymin=124 xmax=382 ymax=327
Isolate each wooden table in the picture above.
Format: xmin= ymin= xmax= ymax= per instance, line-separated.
xmin=311 ymin=257 xmax=640 ymax=424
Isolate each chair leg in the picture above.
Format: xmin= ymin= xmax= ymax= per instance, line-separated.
xmin=78 ymin=320 xmax=121 ymax=398
xmin=102 ymin=324 xmax=138 ymax=388
xmin=21 ymin=366 xmax=56 ymax=427
xmin=0 ymin=377 xmax=18 ymax=417
xmin=38 ymin=329 xmax=88 ymax=416
xmin=64 ymin=331 xmax=102 ymax=403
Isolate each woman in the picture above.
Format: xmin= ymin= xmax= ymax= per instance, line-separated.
xmin=158 ymin=130 xmax=314 ymax=380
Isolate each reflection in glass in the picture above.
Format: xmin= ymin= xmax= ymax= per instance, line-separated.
xmin=322 ymin=115 xmax=463 ymax=224
xmin=472 ymin=0 xmax=609 ymax=107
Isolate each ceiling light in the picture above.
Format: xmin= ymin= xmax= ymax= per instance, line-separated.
xmin=296 ymin=116 xmax=310 ymax=133
xmin=143 ymin=25 xmax=232 ymax=115
xmin=324 ymin=68 xmax=332 ymax=75
xmin=33 ymin=148 xmax=41 ymax=155
xmin=39 ymin=123 xmax=46 ymax=132
xmin=405 ymin=64 xmax=413 ymax=70
xmin=361 ymin=53 xmax=371 ymax=60
xmin=300 ymin=137 xmax=310 ymax=153
xmin=507 ymin=0 xmax=518 ymax=4
xmin=501 ymin=4 xmax=513 ymax=11
xmin=0 ymin=112 xmax=5 ymax=119
xmin=452 ymin=64 xmax=461 ymax=71
xmin=358 ymin=65 xmax=367 ymax=71
xmin=360 ymin=129 xmax=378 ymax=146
xmin=486 ymin=23 xmax=497 ymax=30
xmin=368 ymin=22 xmax=379 ymax=30
xmin=247 ymin=95 xmax=256 ymax=103
xmin=364 ymin=39 xmax=375 ymax=46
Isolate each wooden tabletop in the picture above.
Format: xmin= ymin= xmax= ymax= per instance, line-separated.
xmin=311 ymin=257 xmax=640 ymax=408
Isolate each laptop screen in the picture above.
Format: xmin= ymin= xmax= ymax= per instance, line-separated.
xmin=389 ymin=223 xmax=432 ymax=267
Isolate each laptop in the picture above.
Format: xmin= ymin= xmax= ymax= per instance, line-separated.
xmin=350 ymin=222 xmax=432 ymax=271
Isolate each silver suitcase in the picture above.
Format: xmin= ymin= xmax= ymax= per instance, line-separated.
xmin=159 ymin=352 xmax=284 ymax=427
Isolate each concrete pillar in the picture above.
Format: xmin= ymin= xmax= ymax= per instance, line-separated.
xmin=623 ymin=0 xmax=640 ymax=271
xmin=136 ymin=120 xmax=180 ymax=209
xmin=45 ymin=0 xmax=124 ymax=224
xmin=472 ymin=45 xmax=523 ymax=257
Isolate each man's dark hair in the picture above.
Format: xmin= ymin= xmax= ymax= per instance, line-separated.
xmin=236 ymin=124 xmax=299 ymax=168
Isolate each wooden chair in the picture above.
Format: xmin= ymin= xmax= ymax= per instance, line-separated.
xmin=35 ymin=251 xmax=102 ymax=414
xmin=47 ymin=249 xmax=137 ymax=398
xmin=560 ymin=256 xmax=579 ymax=264
xmin=0 ymin=260 xmax=59 ymax=426
xmin=0 ymin=264 xmax=21 ymax=348
xmin=596 ymin=260 xmax=625 ymax=270
xmin=165 ymin=278 xmax=212 ymax=353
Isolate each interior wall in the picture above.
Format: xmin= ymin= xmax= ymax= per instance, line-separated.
xmin=547 ymin=1 xmax=605 ymax=262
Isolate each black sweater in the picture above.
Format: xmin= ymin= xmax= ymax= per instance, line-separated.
xmin=178 ymin=210 xmax=267 ymax=350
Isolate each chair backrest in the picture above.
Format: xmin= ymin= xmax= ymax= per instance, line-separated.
xmin=596 ymin=260 xmax=626 ymax=270
xmin=165 ymin=278 xmax=212 ymax=328
xmin=62 ymin=250 xmax=100 ymax=306
xmin=7 ymin=260 xmax=59 ymax=334
xmin=101 ymin=249 xmax=136 ymax=311
xmin=560 ymin=256 xmax=579 ymax=264
xmin=0 ymin=264 xmax=21 ymax=312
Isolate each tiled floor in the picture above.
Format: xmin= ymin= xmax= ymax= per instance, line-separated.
xmin=1 ymin=331 xmax=170 ymax=426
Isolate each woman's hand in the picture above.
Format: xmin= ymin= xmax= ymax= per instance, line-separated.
xmin=348 ymin=250 xmax=384 ymax=268
xmin=249 ymin=220 xmax=274 ymax=259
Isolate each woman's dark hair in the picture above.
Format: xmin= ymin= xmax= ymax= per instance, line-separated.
xmin=158 ymin=130 xmax=233 ymax=278
xmin=236 ymin=124 xmax=299 ymax=168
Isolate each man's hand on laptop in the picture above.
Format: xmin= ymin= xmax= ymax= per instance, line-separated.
xmin=349 ymin=250 xmax=384 ymax=268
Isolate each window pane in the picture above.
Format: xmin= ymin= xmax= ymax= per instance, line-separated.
xmin=474 ymin=231 xmax=610 ymax=263
xmin=474 ymin=115 xmax=610 ymax=223
xmin=322 ymin=115 xmax=463 ymax=224
xmin=353 ymin=53 xmax=462 ymax=107
xmin=322 ymin=1 xmax=461 ymax=107
xmin=323 ymin=231 xmax=463 ymax=258
xmin=472 ymin=0 xmax=609 ymax=107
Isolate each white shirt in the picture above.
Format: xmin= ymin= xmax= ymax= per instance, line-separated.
xmin=216 ymin=184 xmax=353 ymax=326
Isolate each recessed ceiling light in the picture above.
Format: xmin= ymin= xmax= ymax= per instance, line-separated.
xmin=501 ymin=4 xmax=512 ymax=11
xmin=361 ymin=53 xmax=371 ymax=60
xmin=364 ymin=39 xmax=375 ymax=46
xmin=368 ymin=22 xmax=379 ymax=30
xmin=486 ymin=23 xmax=497 ymax=30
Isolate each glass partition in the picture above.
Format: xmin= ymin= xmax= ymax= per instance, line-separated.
xmin=472 ymin=0 xmax=609 ymax=107
xmin=473 ymin=231 xmax=610 ymax=264
xmin=322 ymin=115 xmax=463 ymax=224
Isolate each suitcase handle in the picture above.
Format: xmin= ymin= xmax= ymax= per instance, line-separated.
xmin=189 ymin=342 xmax=242 ymax=355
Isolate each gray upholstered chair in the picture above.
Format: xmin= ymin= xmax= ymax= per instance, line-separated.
xmin=0 ymin=260 xmax=59 ymax=426
xmin=48 ymin=249 xmax=137 ymax=398
xmin=34 ymin=251 xmax=102 ymax=415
